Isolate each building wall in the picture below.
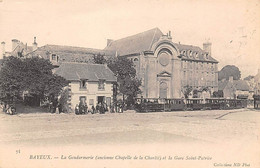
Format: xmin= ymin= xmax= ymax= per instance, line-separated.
xmin=69 ymin=81 xmax=114 ymax=110
xmin=181 ymin=60 xmax=218 ymax=93
xmin=126 ymin=41 xmax=218 ymax=99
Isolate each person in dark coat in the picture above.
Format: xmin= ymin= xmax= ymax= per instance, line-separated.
xmin=91 ymin=105 xmax=95 ymax=114
xmin=52 ymin=98 xmax=58 ymax=113
xmin=100 ymin=103 xmax=105 ymax=114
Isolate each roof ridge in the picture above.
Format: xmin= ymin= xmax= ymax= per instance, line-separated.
xmin=62 ymin=62 xmax=106 ymax=66
xmin=111 ymin=27 xmax=162 ymax=44
xmin=41 ymin=44 xmax=105 ymax=51
xmin=149 ymin=28 xmax=158 ymax=50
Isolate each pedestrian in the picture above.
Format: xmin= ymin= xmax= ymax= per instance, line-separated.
xmin=91 ymin=105 xmax=95 ymax=114
xmin=96 ymin=103 xmax=100 ymax=114
xmin=75 ymin=104 xmax=79 ymax=115
xmin=100 ymin=103 xmax=105 ymax=114
xmin=52 ymin=98 xmax=58 ymax=113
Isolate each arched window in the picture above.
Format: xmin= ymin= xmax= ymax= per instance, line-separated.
xmin=134 ymin=58 xmax=138 ymax=61
xmin=182 ymin=50 xmax=186 ymax=56
xmin=205 ymin=53 xmax=209 ymax=59
xmin=195 ymin=52 xmax=199 ymax=58
xmin=189 ymin=51 xmax=193 ymax=57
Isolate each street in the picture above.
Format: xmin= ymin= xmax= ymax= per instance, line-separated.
xmin=0 ymin=108 xmax=259 ymax=168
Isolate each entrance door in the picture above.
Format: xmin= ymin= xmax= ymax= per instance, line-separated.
xmin=97 ymin=96 xmax=105 ymax=104
xmin=159 ymin=82 xmax=168 ymax=98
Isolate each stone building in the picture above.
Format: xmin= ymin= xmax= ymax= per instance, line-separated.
xmin=1 ymin=37 xmax=38 ymax=58
xmin=218 ymin=76 xmax=251 ymax=99
xmin=55 ymin=62 xmax=117 ymax=110
xmin=31 ymin=44 xmax=115 ymax=67
xmin=105 ymin=28 xmax=219 ymax=98
xmin=253 ymin=69 xmax=260 ymax=95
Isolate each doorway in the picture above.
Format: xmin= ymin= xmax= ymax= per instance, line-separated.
xmin=159 ymin=82 xmax=168 ymax=98
xmin=97 ymin=96 xmax=105 ymax=104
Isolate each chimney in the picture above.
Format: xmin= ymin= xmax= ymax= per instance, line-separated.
xmin=32 ymin=37 xmax=38 ymax=51
xmin=167 ymin=31 xmax=172 ymax=40
xmin=12 ymin=39 xmax=19 ymax=51
xmin=229 ymin=76 xmax=233 ymax=83
xmin=1 ymin=41 xmax=5 ymax=57
xmin=107 ymin=39 xmax=113 ymax=47
xmin=203 ymin=41 xmax=212 ymax=55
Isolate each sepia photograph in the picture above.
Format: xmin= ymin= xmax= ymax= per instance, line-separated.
xmin=0 ymin=0 xmax=259 ymax=167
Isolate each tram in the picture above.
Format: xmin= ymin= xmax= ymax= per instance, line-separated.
xmin=134 ymin=97 xmax=247 ymax=112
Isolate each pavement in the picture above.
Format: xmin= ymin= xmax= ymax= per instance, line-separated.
xmin=0 ymin=108 xmax=259 ymax=168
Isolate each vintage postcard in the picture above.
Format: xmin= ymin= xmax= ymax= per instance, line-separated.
xmin=0 ymin=0 xmax=259 ymax=167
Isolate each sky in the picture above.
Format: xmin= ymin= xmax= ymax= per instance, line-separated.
xmin=0 ymin=0 xmax=259 ymax=78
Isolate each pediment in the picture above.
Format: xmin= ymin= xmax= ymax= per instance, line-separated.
xmin=157 ymin=71 xmax=171 ymax=77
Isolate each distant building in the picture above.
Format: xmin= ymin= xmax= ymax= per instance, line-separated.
xmin=3 ymin=28 xmax=219 ymax=100
xmin=31 ymin=44 xmax=115 ymax=67
xmin=105 ymin=28 xmax=218 ymax=98
xmin=254 ymin=69 xmax=260 ymax=95
xmin=54 ymin=62 xmax=117 ymax=110
xmin=218 ymin=76 xmax=251 ymax=99
xmin=1 ymin=37 xmax=38 ymax=58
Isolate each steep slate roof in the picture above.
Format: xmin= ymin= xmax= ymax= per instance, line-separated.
xmin=218 ymin=80 xmax=228 ymax=90
xmin=218 ymin=79 xmax=250 ymax=91
xmin=104 ymin=27 xmax=218 ymax=63
xmin=54 ymin=62 xmax=117 ymax=82
xmin=233 ymin=80 xmax=250 ymax=91
xmin=255 ymin=69 xmax=260 ymax=82
xmin=104 ymin=28 xmax=163 ymax=56
xmin=32 ymin=45 xmax=115 ymax=63
xmin=174 ymin=43 xmax=218 ymax=63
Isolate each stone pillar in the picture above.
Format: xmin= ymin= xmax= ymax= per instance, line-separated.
xmin=171 ymin=58 xmax=182 ymax=98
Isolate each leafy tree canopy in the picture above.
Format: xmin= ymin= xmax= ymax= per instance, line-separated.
xmin=0 ymin=56 xmax=68 ymax=104
xmin=218 ymin=65 xmax=241 ymax=81
xmin=93 ymin=53 xmax=106 ymax=64
xmin=182 ymin=85 xmax=193 ymax=98
xmin=107 ymin=57 xmax=141 ymax=106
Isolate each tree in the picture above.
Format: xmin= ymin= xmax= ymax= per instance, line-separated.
xmin=192 ymin=89 xmax=198 ymax=98
xmin=107 ymin=57 xmax=141 ymax=107
xmin=182 ymin=85 xmax=193 ymax=99
xmin=213 ymin=90 xmax=224 ymax=97
xmin=93 ymin=53 xmax=106 ymax=64
xmin=218 ymin=65 xmax=241 ymax=81
xmin=0 ymin=56 xmax=68 ymax=106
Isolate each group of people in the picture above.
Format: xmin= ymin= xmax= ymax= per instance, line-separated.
xmin=49 ymin=98 xmax=63 ymax=113
xmin=75 ymin=102 xmax=107 ymax=115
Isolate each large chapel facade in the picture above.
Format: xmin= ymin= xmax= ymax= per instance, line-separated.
xmin=105 ymin=28 xmax=219 ymax=98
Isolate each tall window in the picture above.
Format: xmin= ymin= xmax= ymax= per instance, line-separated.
xmin=98 ymin=80 xmax=105 ymax=90
xmin=80 ymin=80 xmax=87 ymax=89
xmin=52 ymin=54 xmax=56 ymax=60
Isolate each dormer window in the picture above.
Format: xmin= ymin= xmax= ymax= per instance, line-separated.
xmin=80 ymin=80 xmax=87 ymax=89
xmin=205 ymin=53 xmax=209 ymax=59
xmin=189 ymin=51 xmax=193 ymax=57
xmin=195 ymin=52 xmax=199 ymax=58
xmin=52 ymin=54 xmax=56 ymax=60
xmin=98 ymin=80 xmax=105 ymax=90
xmin=182 ymin=50 xmax=186 ymax=56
